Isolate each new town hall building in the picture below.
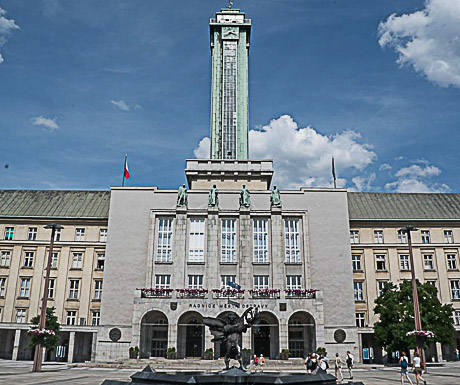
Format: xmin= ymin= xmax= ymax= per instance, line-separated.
xmin=1 ymin=6 xmax=460 ymax=364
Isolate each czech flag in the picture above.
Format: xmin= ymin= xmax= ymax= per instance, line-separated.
xmin=124 ymin=157 xmax=130 ymax=179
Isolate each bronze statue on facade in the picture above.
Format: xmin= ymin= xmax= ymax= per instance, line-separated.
xmin=270 ymin=185 xmax=282 ymax=208
xmin=176 ymin=184 xmax=187 ymax=207
xmin=203 ymin=307 xmax=259 ymax=370
xmin=239 ymin=184 xmax=250 ymax=208
xmin=208 ymin=184 xmax=219 ymax=207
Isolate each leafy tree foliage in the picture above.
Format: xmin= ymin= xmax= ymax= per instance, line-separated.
xmin=29 ymin=307 xmax=61 ymax=350
xmin=374 ymin=280 xmax=454 ymax=353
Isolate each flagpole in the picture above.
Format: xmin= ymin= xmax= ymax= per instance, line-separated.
xmin=332 ymin=157 xmax=337 ymax=188
xmin=122 ymin=154 xmax=127 ymax=187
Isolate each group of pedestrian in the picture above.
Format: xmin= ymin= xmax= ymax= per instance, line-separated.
xmin=250 ymin=354 xmax=265 ymax=372
xmin=331 ymin=351 xmax=354 ymax=383
xmin=304 ymin=352 xmax=331 ymax=374
xmin=399 ymin=351 xmax=427 ymax=385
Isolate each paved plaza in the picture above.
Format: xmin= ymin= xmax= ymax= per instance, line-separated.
xmin=0 ymin=360 xmax=459 ymax=385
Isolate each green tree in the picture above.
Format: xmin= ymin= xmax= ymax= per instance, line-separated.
xmin=29 ymin=307 xmax=61 ymax=350
xmin=374 ymin=280 xmax=454 ymax=353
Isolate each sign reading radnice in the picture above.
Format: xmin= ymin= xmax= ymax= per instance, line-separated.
xmin=188 ymin=302 xmax=269 ymax=309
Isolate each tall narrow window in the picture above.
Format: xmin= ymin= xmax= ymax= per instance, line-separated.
xmin=51 ymin=252 xmax=59 ymax=269
xmin=454 ymin=310 xmax=460 ymax=326
xmin=54 ymin=228 xmax=61 ymax=241
xmin=0 ymin=277 xmax=6 ymax=297
xmin=188 ymin=218 xmax=205 ymax=262
xmin=375 ymin=254 xmax=386 ymax=271
xmin=253 ymin=219 xmax=268 ymax=263
xmin=374 ymin=230 xmax=384 ymax=244
xmin=75 ymin=228 xmax=85 ymax=241
xmin=222 ymin=40 xmax=238 ymax=158
xmin=0 ymin=250 xmax=11 ymax=267
xmin=96 ymin=253 xmax=105 ymax=270
xmin=253 ymin=275 xmax=269 ymax=290
xmin=350 ymin=230 xmax=360 ymax=244
xmin=423 ymin=254 xmax=434 ymax=270
xmin=156 ymin=218 xmax=173 ymax=262
xmin=20 ymin=278 xmax=31 ymax=298
xmin=221 ymin=219 xmax=237 ymax=263
xmin=92 ymin=311 xmax=101 ymax=326
xmin=284 ymin=219 xmax=300 ymax=263
xmin=397 ymin=229 xmax=407 ymax=243
xmin=286 ymin=275 xmax=301 ymax=290
xmin=66 ymin=310 xmax=77 ymax=325
xmin=377 ymin=281 xmax=387 ymax=296
xmin=446 ymin=254 xmax=458 ymax=270
xmin=399 ymin=254 xmax=410 ymax=271
xmin=355 ymin=313 xmax=365 ymax=327
xmin=451 ymin=280 xmax=460 ymax=300
xmin=48 ymin=278 xmax=55 ymax=299
xmin=155 ymin=275 xmax=171 ymax=289
xmin=71 ymin=252 xmax=83 ymax=269
xmin=421 ymin=230 xmax=430 ymax=244
xmin=27 ymin=227 xmax=37 ymax=241
xmin=444 ymin=230 xmax=454 ymax=243
xmin=16 ymin=309 xmax=26 ymax=323
xmin=99 ymin=228 xmax=108 ymax=242
xmin=23 ymin=252 xmax=34 ymax=268
xmin=4 ymin=227 xmax=14 ymax=240
xmin=94 ymin=280 xmax=103 ymax=300
xmin=220 ymin=275 xmax=236 ymax=289
xmin=188 ymin=275 xmax=203 ymax=289
xmin=352 ymin=254 xmax=362 ymax=271
xmin=69 ymin=280 xmax=80 ymax=300
xmin=353 ymin=281 xmax=364 ymax=301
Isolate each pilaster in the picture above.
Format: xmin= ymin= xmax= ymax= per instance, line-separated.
xmin=238 ymin=207 xmax=252 ymax=289
xmin=68 ymin=331 xmax=75 ymax=363
xmin=172 ymin=207 xmax=187 ymax=288
xmin=12 ymin=329 xmax=21 ymax=360
xmin=270 ymin=207 xmax=283 ymax=289
xmin=207 ymin=207 xmax=220 ymax=290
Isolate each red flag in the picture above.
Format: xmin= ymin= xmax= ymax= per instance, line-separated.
xmin=124 ymin=158 xmax=130 ymax=179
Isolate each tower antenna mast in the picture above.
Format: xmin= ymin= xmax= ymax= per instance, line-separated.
xmin=228 ymin=0 xmax=233 ymax=9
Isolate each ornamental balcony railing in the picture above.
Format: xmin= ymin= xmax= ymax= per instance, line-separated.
xmin=176 ymin=288 xmax=208 ymax=299
xmin=139 ymin=288 xmax=174 ymax=298
xmin=249 ymin=289 xmax=281 ymax=299
xmin=212 ymin=289 xmax=245 ymax=299
xmin=285 ymin=289 xmax=318 ymax=299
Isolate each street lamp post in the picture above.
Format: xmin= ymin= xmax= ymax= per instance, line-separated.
xmin=32 ymin=223 xmax=63 ymax=373
xmin=401 ymin=225 xmax=426 ymax=367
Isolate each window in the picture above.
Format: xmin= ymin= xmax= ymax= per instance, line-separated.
xmin=377 ymin=281 xmax=388 ymax=296
xmin=253 ymin=275 xmax=269 ymax=290
xmin=426 ymin=280 xmax=437 ymax=288
xmin=48 ymin=278 xmax=55 ymax=299
xmin=93 ymin=280 xmax=103 ymax=300
xmin=156 ymin=218 xmax=173 ymax=262
xmin=454 ymin=310 xmax=460 ymax=326
xmin=99 ymin=228 xmax=108 ymax=242
xmin=352 ymin=254 xmax=362 ymax=271
xmin=375 ymin=254 xmax=386 ymax=271
xmin=4 ymin=227 xmax=14 ymax=240
xmin=69 ymin=279 xmax=80 ymax=300
xmin=286 ymin=275 xmax=301 ymax=290
xmin=374 ymin=230 xmax=384 ymax=244
xmin=423 ymin=254 xmax=434 ymax=270
xmin=397 ymin=229 xmax=407 ymax=243
xmin=221 ymin=219 xmax=237 ymax=263
xmin=155 ymin=274 xmax=171 ymax=289
xmin=421 ymin=230 xmax=430 ymax=244
xmin=66 ymin=310 xmax=77 ymax=325
xmin=188 ymin=275 xmax=203 ymax=289
xmin=16 ymin=309 xmax=26 ymax=323
xmin=188 ymin=218 xmax=205 ymax=262
xmin=27 ymin=227 xmax=37 ymax=241
xmin=23 ymin=251 xmax=34 ymax=268
xmin=447 ymin=254 xmax=458 ymax=270
xmin=71 ymin=252 xmax=83 ymax=269
xmin=96 ymin=253 xmax=105 ymax=270
xmin=220 ymin=275 xmax=236 ymax=289
xmin=92 ymin=311 xmax=100 ymax=326
xmin=253 ymin=219 xmax=268 ymax=263
xmin=0 ymin=250 xmax=11 ymax=267
xmin=55 ymin=228 xmax=61 ymax=241
xmin=451 ymin=280 xmax=460 ymax=300
xmin=19 ymin=278 xmax=30 ymax=298
xmin=400 ymin=254 xmax=410 ymax=271
xmin=355 ymin=313 xmax=365 ymax=327
xmin=284 ymin=219 xmax=301 ymax=263
xmin=350 ymin=230 xmax=360 ymax=244
xmin=354 ymin=281 xmax=364 ymax=301
xmin=75 ymin=228 xmax=85 ymax=241
xmin=444 ymin=230 xmax=454 ymax=244
xmin=51 ymin=252 xmax=59 ymax=269
xmin=0 ymin=277 xmax=6 ymax=297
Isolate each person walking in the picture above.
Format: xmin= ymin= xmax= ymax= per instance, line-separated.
xmin=259 ymin=354 xmax=265 ymax=372
xmin=334 ymin=353 xmax=344 ymax=383
xmin=305 ymin=353 xmax=313 ymax=373
xmin=399 ymin=352 xmax=413 ymax=385
xmin=253 ymin=354 xmax=259 ymax=373
xmin=311 ymin=352 xmax=318 ymax=374
xmin=412 ymin=352 xmax=426 ymax=385
xmin=345 ymin=351 xmax=354 ymax=379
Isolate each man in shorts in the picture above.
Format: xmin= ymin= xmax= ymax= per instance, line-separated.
xmin=345 ymin=351 xmax=354 ymax=379
xmin=399 ymin=352 xmax=413 ymax=385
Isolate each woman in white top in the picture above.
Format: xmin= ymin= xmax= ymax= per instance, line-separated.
xmin=412 ymin=352 xmax=426 ymax=385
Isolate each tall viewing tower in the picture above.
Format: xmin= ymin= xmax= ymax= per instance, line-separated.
xmin=209 ymin=7 xmax=251 ymax=159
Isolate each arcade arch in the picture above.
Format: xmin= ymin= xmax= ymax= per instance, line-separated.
xmin=177 ymin=311 xmax=204 ymax=358
xmin=288 ymin=311 xmax=316 ymax=358
xmin=252 ymin=311 xmax=279 ymax=358
xmin=139 ymin=310 xmax=168 ymax=358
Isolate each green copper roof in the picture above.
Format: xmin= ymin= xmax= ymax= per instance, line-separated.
xmin=0 ymin=190 xmax=110 ymax=219
xmin=348 ymin=192 xmax=460 ymax=221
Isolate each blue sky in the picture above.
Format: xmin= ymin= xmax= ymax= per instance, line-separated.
xmin=1 ymin=0 xmax=459 ymax=192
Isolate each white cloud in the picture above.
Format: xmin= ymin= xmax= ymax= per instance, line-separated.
xmin=110 ymin=100 xmax=131 ymax=111
xmin=379 ymin=163 xmax=392 ymax=171
xmin=378 ymin=0 xmax=460 ymax=87
xmin=194 ymin=115 xmax=376 ymax=189
xmin=352 ymin=173 xmax=376 ymax=192
xmin=395 ymin=164 xmax=441 ymax=178
xmin=32 ymin=116 xmax=59 ymax=131
xmin=0 ymin=7 xmax=19 ymax=64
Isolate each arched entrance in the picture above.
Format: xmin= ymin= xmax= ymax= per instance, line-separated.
xmin=177 ymin=311 xmax=204 ymax=358
xmin=288 ymin=311 xmax=315 ymax=358
xmin=140 ymin=310 xmax=168 ymax=358
xmin=252 ymin=312 xmax=279 ymax=358
xmin=214 ymin=311 xmax=242 ymax=358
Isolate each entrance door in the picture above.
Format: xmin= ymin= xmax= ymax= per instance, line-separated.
xmin=253 ymin=321 xmax=270 ymax=357
xmin=185 ymin=318 xmax=203 ymax=357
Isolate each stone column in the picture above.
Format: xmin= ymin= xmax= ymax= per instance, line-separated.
xmin=279 ymin=318 xmax=289 ymax=351
xmin=172 ymin=208 xmax=187 ymax=288
xmin=168 ymin=323 xmax=177 ymax=353
xmin=207 ymin=207 xmax=219 ymax=290
xmin=204 ymin=326 xmax=214 ymax=352
xmin=68 ymin=331 xmax=76 ymax=363
xmin=242 ymin=329 xmax=251 ymax=353
xmin=91 ymin=332 xmax=98 ymax=362
xmin=238 ymin=207 xmax=252 ymax=289
xmin=436 ymin=342 xmax=443 ymax=362
xmin=270 ymin=207 xmax=283 ymax=289
xmin=12 ymin=329 xmax=21 ymax=360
